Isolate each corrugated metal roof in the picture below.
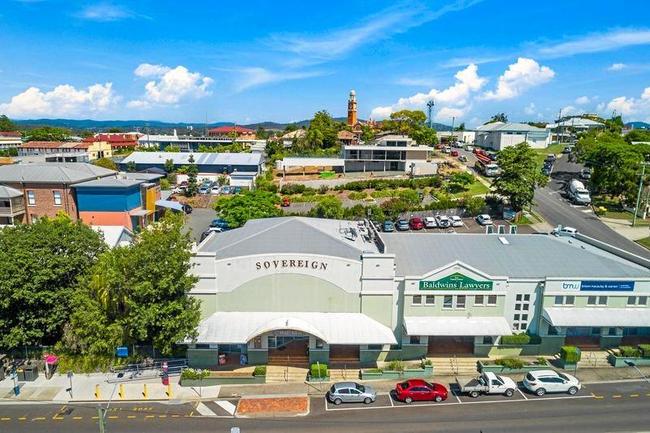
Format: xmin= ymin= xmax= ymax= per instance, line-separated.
xmin=73 ymin=178 xmax=142 ymax=188
xmin=0 ymin=185 xmax=22 ymax=198
xmin=544 ymin=307 xmax=650 ymax=327
xmin=476 ymin=122 xmax=546 ymax=133
xmin=120 ymin=151 xmax=262 ymax=166
xmin=0 ymin=163 xmax=116 ymax=184
xmin=197 ymin=217 xmax=378 ymax=260
xmin=279 ymin=157 xmax=346 ymax=167
xmin=404 ymin=316 xmax=512 ymax=336
xmin=382 ymin=233 xmax=650 ymax=278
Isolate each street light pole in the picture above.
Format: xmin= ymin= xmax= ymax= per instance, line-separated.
xmin=633 ymin=162 xmax=648 ymax=227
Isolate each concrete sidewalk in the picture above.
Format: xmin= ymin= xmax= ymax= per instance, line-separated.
xmin=599 ymin=216 xmax=650 ymax=242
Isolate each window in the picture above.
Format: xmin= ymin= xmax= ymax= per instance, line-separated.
xmin=628 ymin=296 xmax=636 ymax=306
xmin=425 ymin=295 xmax=435 ymax=305
xmin=53 ymin=191 xmax=62 ymax=206
xmin=554 ymin=296 xmax=563 ymax=306
xmin=522 ymin=304 xmax=529 ymax=310
xmin=521 ymin=314 xmax=528 ymax=321
xmin=409 ymin=336 xmax=420 ymax=345
xmin=524 ymin=294 xmax=531 ymax=301
xmin=456 ymin=295 xmax=466 ymax=309
xmin=443 ymin=295 xmax=453 ymax=309
xmin=516 ymin=294 xmax=522 ymax=301
xmin=27 ymin=191 xmax=35 ymax=206
xmin=587 ymin=296 xmax=597 ymax=305
xmin=608 ymin=327 xmax=618 ymax=336
xmin=487 ymin=295 xmax=497 ymax=306
xmin=474 ymin=295 xmax=484 ymax=306
xmin=412 ymin=295 xmax=422 ymax=305
xmin=598 ymin=296 xmax=608 ymax=305
xmin=640 ymin=297 xmax=648 ymax=306
xmin=514 ymin=314 xmax=520 ymax=321
xmin=520 ymin=323 xmax=527 ymax=330
xmin=628 ymin=296 xmax=647 ymax=306
xmin=482 ymin=336 xmax=494 ymax=345
xmin=515 ymin=304 xmax=521 ymax=311
xmin=555 ymin=296 xmax=575 ymax=306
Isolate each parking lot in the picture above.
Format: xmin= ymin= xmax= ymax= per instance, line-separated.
xmin=385 ymin=215 xmax=537 ymax=234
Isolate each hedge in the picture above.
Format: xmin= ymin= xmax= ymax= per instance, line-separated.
xmin=181 ymin=368 xmax=210 ymax=380
xmin=500 ymin=333 xmax=542 ymax=345
xmin=494 ymin=357 xmax=525 ymax=369
xmin=560 ymin=346 xmax=581 ymax=364
xmin=619 ymin=346 xmax=642 ymax=357
xmin=310 ymin=363 xmax=328 ymax=378
xmin=253 ymin=366 xmax=267 ymax=376
xmin=333 ymin=176 xmax=442 ymax=192
xmin=639 ymin=344 xmax=650 ymax=358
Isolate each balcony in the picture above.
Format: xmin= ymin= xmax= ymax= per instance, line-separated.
xmin=0 ymin=200 xmax=26 ymax=217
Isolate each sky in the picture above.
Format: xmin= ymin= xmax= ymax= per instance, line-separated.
xmin=1 ymin=0 xmax=650 ymax=127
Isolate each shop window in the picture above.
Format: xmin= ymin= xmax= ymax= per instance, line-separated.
xmin=27 ymin=191 xmax=36 ymax=206
xmin=627 ymin=296 xmax=647 ymax=306
xmin=608 ymin=328 xmax=618 ymax=336
xmin=474 ymin=295 xmax=484 ymax=306
xmin=627 ymin=296 xmax=636 ymax=306
xmin=425 ymin=295 xmax=435 ymax=305
xmin=412 ymin=295 xmax=422 ymax=305
xmin=456 ymin=295 xmax=466 ymax=309
xmin=409 ymin=336 xmax=420 ymax=345
xmin=487 ymin=295 xmax=497 ymax=306
xmin=483 ymin=336 xmax=494 ymax=344
xmin=554 ymin=296 xmax=563 ymax=306
xmin=443 ymin=295 xmax=453 ymax=309
xmin=555 ymin=296 xmax=574 ymax=306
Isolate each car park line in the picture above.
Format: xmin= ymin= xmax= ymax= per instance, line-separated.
xmin=516 ymin=388 xmax=529 ymax=400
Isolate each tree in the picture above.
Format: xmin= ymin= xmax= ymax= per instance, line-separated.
xmin=492 ymin=142 xmax=548 ymax=212
xmin=64 ymin=215 xmax=200 ymax=356
xmin=604 ymin=115 xmax=624 ymax=134
xmin=164 ymin=159 xmax=175 ymax=174
xmin=92 ymin=157 xmax=117 ymax=171
xmin=214 ymin=190 xmax=281 ymax=227
xmin=256 ymin=127 xmax=270 ymax=140
xmin=485 ymin=113 xmax=508 ymax=124
xmin=309 ymin=196 xmax=344 ymax=219
xmin=381 ymin=109 xmax=437 ymax=145
xmin=360 ymin=124 xmax=376 ymax=142
xmin=125 ymin=161 xmax=137 ymax=172
xmin=455 ymin=122 xmax=466 ymax=131
xmin=625 ymin=129 xmax=650 ymax=144
xmin=0 ymin=215 xmax=106 ymax=349
xmin=411 ymin=126 xmax=438 ymax=145
xmin=23 ymin=126 xmax=70 ymax=141
xmin=107 ymin=127 xmax=122 ymax=133
xmin=0 ymin=115 xmax=18 ymax=131
xmin=165 ymin=145 xmax=181 ymax=152
xmin=306 ymin=111 xmax=339 ymax=149
xmin=185 ymin=154 xmax=199 ymax=197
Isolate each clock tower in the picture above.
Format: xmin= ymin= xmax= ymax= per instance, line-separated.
xmin=347 ymin=90 xmax=358 ymax=126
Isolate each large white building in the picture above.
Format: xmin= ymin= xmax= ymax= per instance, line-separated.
xmin=186 ymin=216 xmax=650 ymax=368
xmin=475 ymin=122 xmax=551 ymax=150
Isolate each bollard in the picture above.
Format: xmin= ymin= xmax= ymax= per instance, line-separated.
xmin=166 ymin=383 xmax=172 ymax=399
xmin=94 ymin=384 xmax=101 ymax=400
xmin=143 ymin=383 xmax=148 ymax=399
xmin=119 ymin=383 xmax=125 ymax=399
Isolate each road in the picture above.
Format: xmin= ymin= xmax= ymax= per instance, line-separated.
xmin=533 ymin=154 xmax=650 ymax=259
xmin=2 ymin=381 xmax=650 ymax=432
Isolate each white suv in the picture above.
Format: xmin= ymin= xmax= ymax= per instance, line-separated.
xmin=523 ymin=370 xmax=581 ymax=396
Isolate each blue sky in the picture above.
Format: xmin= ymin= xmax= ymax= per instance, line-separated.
xmin=1 ymin=0 xmax=650 ymax=126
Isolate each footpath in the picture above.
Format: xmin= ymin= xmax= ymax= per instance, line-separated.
xmin=599 ymin=216 xmax=650 ymax=242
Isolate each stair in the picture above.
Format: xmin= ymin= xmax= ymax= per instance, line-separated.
xmin=428 ymin=357 xmax=483 ymax=375
xmin=264 ymin=366 xmax=308 ymax=383
xmin=329 ymin=368 xmax=360 ymax=382
xmin=267 ymin=355 xmax=309 ymax=368
xmin=576 ymin=351 xmax=611 ymax=368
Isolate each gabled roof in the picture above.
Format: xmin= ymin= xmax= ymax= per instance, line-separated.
xmin=120 ymin=151 xmax=262 ymax=167
xmin=197 ymin=217 xmax=379 ymax=260
xmin=476 ymin=122 xmax=546 ymax=133
xmin=20 ymin=141 xmax=68 ymax=149
xmin=0 ymin=163 xmax=116 ymax=184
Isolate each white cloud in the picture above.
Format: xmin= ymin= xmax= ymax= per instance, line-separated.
xmin=537 ymin=29 xmax=650 ymax=58
xmin=561 ymin=105 xmax=578 ymax=116
xmin=524 ymin=102 xmax=536 ymax=115
xmin=234 ymin=67 xmax=325 ymax=92
xmin=482 ymin=58 xmax=555 ymax=100
xmin=370 ymin=63 xmax=487 ymax=120
xmin=607 ymin=96 xmax=636 ymax=116
xmin=575 ymin=96 xmax=591 ymax=105
xmin=129 ymin=64 xmax=213 ymax=108
xmin=76 ymin=3 xmax=136 ymax=22
xmin=603 ymin=87 xmax=650 ymax=120
xmin=0 ymin=83 xmax=118 ymax=118
xmin=642 ymin=88 xmax=650 ymax=100
xmin=608 ymin=62 xmax=627 ymax=71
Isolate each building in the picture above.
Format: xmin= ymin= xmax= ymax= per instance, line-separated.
xmin=0 ymin=163 xmax=116 ymax=224
xmin=0 ymin=131 xmax=22 ymax=150
xmin=475 ymin=122 xmax=551 ymax=150
xmin=337 ymin=130 xmax=358 ymax=145
xmin=187 ymin=216 xmax=650 ymax=368
xmin=19 ymin=141 xmax=111 ymax=161
xmin=436 ymin=130 xmax=476 ymax=144
xmin=138 ymin=131 xmax=265 ymax=152
xmin=82 ymin=133 xmax=139 ymax=153
xmin=119 ymin=151 xmax=263 ymax=175
xmin=343 ymin=134 xmax=435 ymax=173
xmin=208 ymin=126 xmax=256 ymax=139
xmin=347 ymin=90 xmax=358 ymax=126
xmin=73 ymin=173 xmax=162 ymax=231
xmin=92 ymin=225 xmax=134 ymax=248
xmin=545 ymin=117 xmax=605 ymax=142
xmin=0 ymin=185 xmax=25 ymax=226
xmin=280 ymin=129 xmax=306 ymax=148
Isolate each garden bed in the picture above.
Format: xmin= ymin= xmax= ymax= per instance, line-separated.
xmin=607 ymin=345 xmax=650 ymax=367
xmin=478 ymin=357 xmax=548 ymax=374
xmin=360 ymin=364 xmax=434 ymax=380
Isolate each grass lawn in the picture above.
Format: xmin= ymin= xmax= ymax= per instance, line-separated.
xmin=636 ymin=237 xmax=650 ymax=250
xmin=450 ymin=181 xmax=490 ymax=198
xmin=601 ymin=209 xmax=650 ymax=226
xmin=533 ymin=143 xmax=565 ymax=167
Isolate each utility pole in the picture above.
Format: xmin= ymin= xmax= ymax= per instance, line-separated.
xmin=557 ymin=108 xmax=563 ymax=144
xmin=450 ymin=116 xmax=455 ymax=143
xmin=633 ymin=162 xmax=648 ymax=227
xmin=426 ymin=100 xmax=435 ymax=129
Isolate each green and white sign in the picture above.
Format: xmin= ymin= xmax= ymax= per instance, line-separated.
xmin=419 ymin=272 xmax=493 ymax=291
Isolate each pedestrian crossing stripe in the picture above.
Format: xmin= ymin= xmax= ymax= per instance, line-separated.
xmin=216 ymin=400 xmax=237 ymax=415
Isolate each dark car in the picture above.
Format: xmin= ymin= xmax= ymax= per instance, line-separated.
xmin=396 ymin=219 xmax=410 ymax=231
xmin=210 ymin=218 xmax=229 ymax=230
xmin=383 ymin=220 xmax=395 ymax=232
xmin=409 ymin=217 xmax=424 ymax=230
xmin=182 ymin=204 xmax=193 ymax=214
xmin=394 ymin=379 xmax=448 ymax=404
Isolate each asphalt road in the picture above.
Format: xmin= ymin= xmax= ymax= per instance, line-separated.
xmin=533 ymin=154 xmax=650 ymax=260
xmin=2 ymin=381 xmax=650 ymax=433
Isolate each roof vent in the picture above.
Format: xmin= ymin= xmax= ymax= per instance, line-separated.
xmin=498 ymin=236 xmax=510 ymax=245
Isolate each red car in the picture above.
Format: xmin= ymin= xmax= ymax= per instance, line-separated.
xmin=450 ymin=150 xmax=459 ymax=157
xmin=394 ymin=379 xmax=448 ymax=404
xmin=408 ymin=217 xmax=424 ymax=230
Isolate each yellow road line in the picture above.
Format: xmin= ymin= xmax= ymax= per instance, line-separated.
xmin=92 ymin=416 xmax=99 ymax=420
xmin=171 ymin=414 xmax=180 ymax=418
xmin=52 ymin=416 xmax=64 ymax=420
xmin=158 ymin=415 xmax=167 ymax=418
xmin=108 ymin=415 xmax=118 ymax=419
xmin=127 ymin=415 xmax=136 ymax=419
xmin=18 ymin=417 xmax=27 ymax=421
xmin=612 ymin=394 xmax=622 ymax=398
xmin=32 ymin=417 xmax=46 ymax=421
xmin=73 ymin=416 xmax=83 ymax=420
xmin=1 ymin=417 xmax=11 ymax=421
xmin=630 ymin=394 xmax=640 ymax=398
xmin=145 ymin=415 xmax=155 ymax=419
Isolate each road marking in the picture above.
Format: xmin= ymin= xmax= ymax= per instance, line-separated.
xmin=612 ymin=395 xmax=622 ymax=398
xmin=517 ymin=388 xmax=529 ymax=400
xmin=145 ymin=415 xmax=155 ymax=419
xmin=159 ymin=415 xmax=167 ymax=418
xmin=630 ymin=394 xmax=640 ymax=398
xmin=32 ymin=417 xmax=46 ymax=421
xmin=389 ymin=393 xmax=395 ymax=407
xmin=127 ymin=415 xmax=136 ymax=419
xmin=108 ymin=415 xmax=118 ymax=419
xmin=171 ymin=414 xmax=180 ymax=418
xmin=594 ymin=395 xmax=605 ymax=399
xmin=215 ymin=400 xmax=237 ymax=415
xmin=1 ymin=417 xmax=10 ymax=421
xmin=453 ymin=392 xmax=462 ymax=404
xmin=18 ymin=417 xmax=27 ymax=421
xmin=91 ymin=416 xmax=99 ymax=420
xmin=53 ymin=416 xmax=64 ymax=420
xmin=73 ymin=416 xmax=83 ymax=420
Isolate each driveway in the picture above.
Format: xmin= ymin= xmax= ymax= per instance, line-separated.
xmin=183 ymin=207 xmax=215 ymax=243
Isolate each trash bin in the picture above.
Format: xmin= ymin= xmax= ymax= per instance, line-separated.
xmin=161 ymin=373 xmax=169 ymax=386
xmin=21 ymin=365 xmax=39 ymax=381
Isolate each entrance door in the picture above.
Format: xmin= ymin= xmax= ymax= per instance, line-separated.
xmin=427 ymin=337 xmax=474 ymax=355
xmin=268 ymin=335 xmax=309 ymax=366
xmin=565 ymin=327 xmax=600 ymax=349
xmin=329 ymin=345 xmax=360 ymax=364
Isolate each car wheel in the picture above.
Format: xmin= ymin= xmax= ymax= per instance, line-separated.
xmin=405 ymin=397 xmax=413 ymax=404
xmin=434 ymin=395 xmax=443 ymax=403
xmin=504 ymin=388 xmax=514 ymax=397
xmin=364 ymin=397 xmax=372 ymax=404
xmin=568 ymin=386 xmax=578 ymax=395
xmin=333 ymin=398 xmax=342 ymax=405
xmin=470 ymin=391 xmax=479 ymax=398
xmin=536 ymin=388 xmax=546 ymax=396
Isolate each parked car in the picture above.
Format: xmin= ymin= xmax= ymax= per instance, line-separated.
xmin=200 ymin=226 xmax=223 ymax=242
xmin=487 ymin=152 xmax=498 ymax=161
xmin=552 ymin=225 xmax=577 ymax=237
xmin=327 ymin=382 xmax=377 ymax=405
xmin=542 ymin=166 xmax=552 ymax=176
xmin=545 ymin=154 xmax=557 ymax=163
xmin=220 ymin=186 xmax=233 ymax=194
xmin=210 ymin=218 xmax=229 ymax=230
xmin=450 ymin=215 xmax=463 ymax=227
xmin=424 ymin=216 xmax=437 ymax=229
xmin=396 ymin=219 xmax=410 ymax=231
xmin=476 ymin=214 xmax=493 ymax=225
xmin=456 ymin=372 xmax=518 ymax=398
xmin=435 ymin=215 xmax=451 ymax=228
xmin=450 ymin=150 xmax=459 ymax=157
xmin=458 ymin=155 xmax=468 ymax=162
xmin=383 ymin=220 xmax=395 ymax=232
xmin=198 ymin=186 xmax=210 ymax=194
xmin=211 ymin=185 xmax=221 ymax=194
xmin=409 ymin=217 xmax=424 ymax=230
xmin=562 ymin=146 xmax=573 ymax=154
xmin=182 ymin=204 xmax=193 ymax=214
xmin=523 ymin=370 xmax=581 ymax=396
xmin=172 ymin=186 xmax=186 ymax=194
xmin=580 ymin=168 xmax=592 ymax=180
xmin=464 ymin=145 xmax=474 ymax=152
xmin=394 ymin=379 xmax=448 ymax=404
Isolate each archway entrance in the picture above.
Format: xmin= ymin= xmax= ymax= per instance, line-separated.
xmin=267 ymin=333 xmax=310 ymax=366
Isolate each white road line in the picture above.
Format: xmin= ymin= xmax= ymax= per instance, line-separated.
xmin=517 ymin=388 xmax=529 ymax=400
xmin=195 ymin=402 xmax=216 ymax=417
xmin=215 ymin=400 xmax=236 ymax=415
xmin=454 ymin=392 xmax=462 ymax=404
xmin=388 ymin=393 xmax=394 ymax=407
xmin=324 ymin=398 xmax=329 ymax=412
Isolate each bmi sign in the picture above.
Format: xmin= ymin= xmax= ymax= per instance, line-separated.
xmin=562 ymin=280 xmax=635 ymax=292
xmin=419 ymin=272 xmax=493 ymax=291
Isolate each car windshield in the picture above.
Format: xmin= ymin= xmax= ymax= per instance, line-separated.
xmin=558 ymin=373 xmax=569 ymax=381
xmin=398 ymin=382 xmax=409 ymax=389
xmin=355 ymin=384 xmax=366 ymax=392
xmin=330 ymin=385 xmax=336 ymax=393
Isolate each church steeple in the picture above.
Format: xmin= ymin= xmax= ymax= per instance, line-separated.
xmin=347 ymin=90 xmax=357 ymax=126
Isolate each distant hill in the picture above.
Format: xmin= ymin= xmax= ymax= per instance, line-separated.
xmin=626 ymin=121 xmax=650 ymax=129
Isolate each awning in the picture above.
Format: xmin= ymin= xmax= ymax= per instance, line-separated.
xmin=543 ymin=307 xmax=650 ymax=327
xmin=155 ymin=199 xmax=184 ymax=212
xmin=404 ymin=316 xmax=512 ymax=336
xmin=129 ymin=209 xmax=151 ymax=216
xmin=193 ymin=312 xmax=397 ymax=345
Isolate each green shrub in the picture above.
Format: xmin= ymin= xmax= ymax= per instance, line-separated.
xmin=181 ymin=368 xmax=210 ymax=380
xmin=619 ymin=346 xmax=641 ymax=357
xmin=535 ymin=357 xmax=548 ymax=365
xmin=500 ymin=333 xmax=531 ymax=345
xmin=387 ymin=360 xmax=405 ymax=372
xmin=421 ymin=359 xmax=432 ymax=368
xmin=280 ymin=184 xmax=306 ymax=195
xmin=318 ymin=185 xmax=329 ymax=194
xmin=348 ymin=191 xmax=368 ymax=200
xmin=494 ymin=357 xmax=525 ymax=369
xmin=560 ymin=346 xmax=581 ymax=363
xmin=364 ymin=368 xmax=383 ymax=374
xmin=160 ymin=178 xmax=171 ymax=190
xmin=639 ymin=344 xmax=650 ymax=358
xmin=310 ymin=363 xmax=328 ymax=378
xmin=253 ymin=366 xmax=267 ymax=376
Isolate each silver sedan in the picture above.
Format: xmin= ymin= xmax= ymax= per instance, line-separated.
xmin=327 ymin=382 xmax=376 ymax=405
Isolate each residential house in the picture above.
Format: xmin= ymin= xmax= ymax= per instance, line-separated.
xmin=475 ymin=122 xmax=551 ymax=150
xmin=0 ymin=131 xmax=22 ymax=151
xmin=208 ymin=126 xmax=256 ymax=139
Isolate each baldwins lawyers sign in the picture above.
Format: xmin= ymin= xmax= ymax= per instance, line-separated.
xmin=420 ymin=272 xmax=493 ymax=291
